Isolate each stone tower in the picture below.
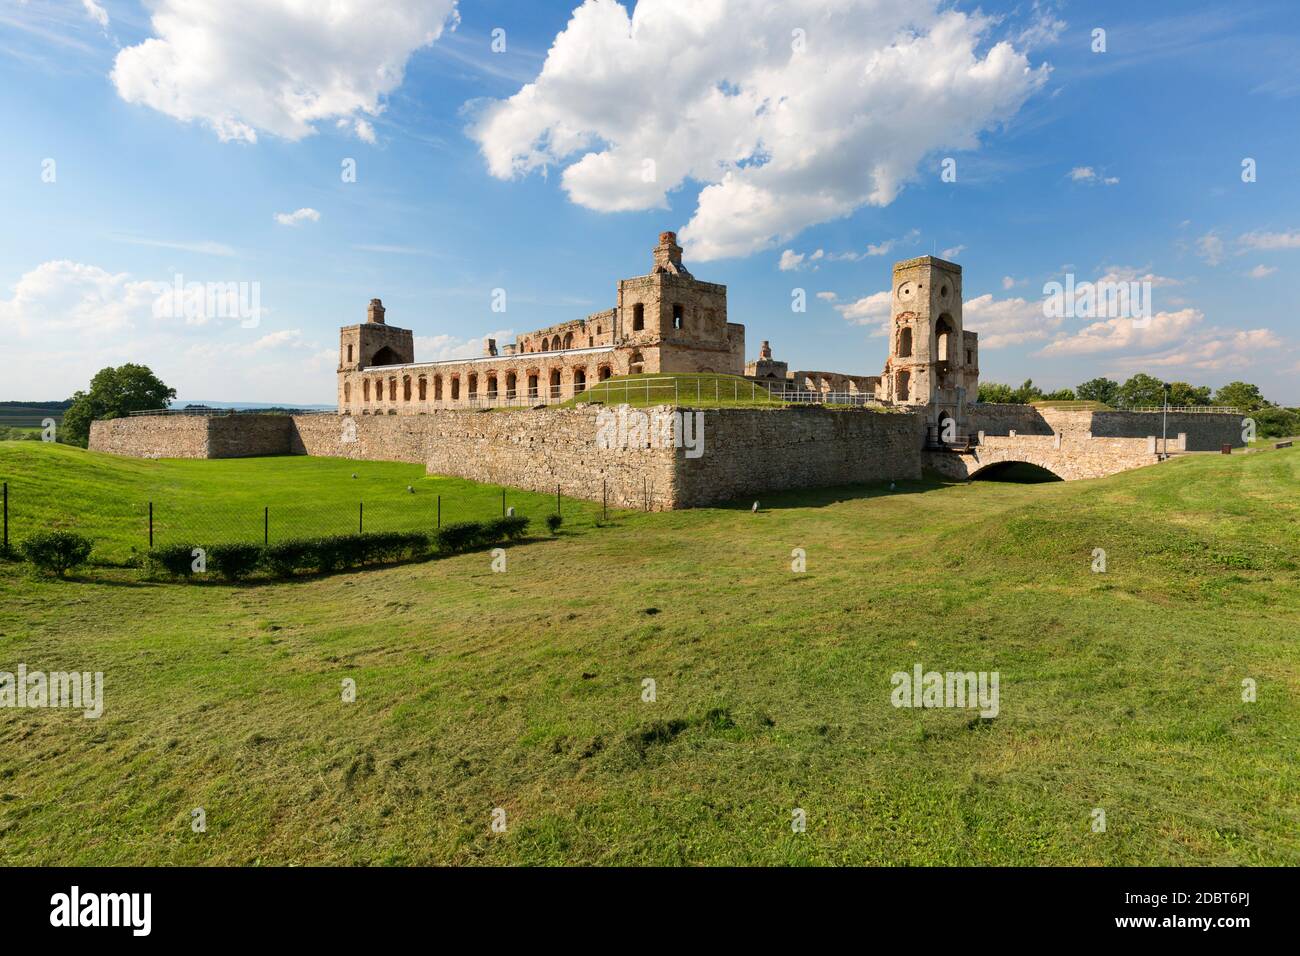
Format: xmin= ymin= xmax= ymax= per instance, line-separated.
xmin=613 ymin=232 xmax=742 ymax=375
xmin=337 ymin=298 xmax=415 ymax=408
xmin=882 ymin=256 xmax=974 ymax=438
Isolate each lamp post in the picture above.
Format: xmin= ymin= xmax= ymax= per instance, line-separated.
xmin=1162 ymin=384 xmax=1169 ymax=458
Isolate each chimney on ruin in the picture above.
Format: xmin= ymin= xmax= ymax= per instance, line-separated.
xmin=367 ymin=298 xmax=386 ymax=324
xmin=484 ymin=337 xmax=498 ymax=357
xmin=652 ymin=231 xmax=693 ymax=278
xmin=759 ymin=340 xmax=773 ymax=361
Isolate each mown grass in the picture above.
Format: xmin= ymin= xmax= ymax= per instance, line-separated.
xmin=0 ymin=442 xmax=604 ymax=565
xmin=0 ymin=442 xmax=1297 ymax=865
xmin=568 ymin=373 xmax=794 ymax=408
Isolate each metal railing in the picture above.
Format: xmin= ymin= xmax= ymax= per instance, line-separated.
xmin=1114 ymin=405 xmax=1241 ymax=414
xmin=127 ymin=406 xmax=335 ymax=417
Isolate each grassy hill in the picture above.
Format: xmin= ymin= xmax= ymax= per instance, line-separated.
xmin=0 ymin=441 xmax=1297 ymax=865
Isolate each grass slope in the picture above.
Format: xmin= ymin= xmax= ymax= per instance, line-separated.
xmin=568 ymin=373 xmax=792 ymax=408
xmin=0 ymin=442 xmax=604 ymax=563
xmin=0 ymin=443 xmax=1297 ymax=865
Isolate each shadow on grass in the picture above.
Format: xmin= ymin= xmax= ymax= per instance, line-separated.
xmin=712 ymin=475 xmax=959 ymax=512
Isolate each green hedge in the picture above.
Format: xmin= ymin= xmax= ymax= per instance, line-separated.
xmin=145 ymin=521 xmax=533 ymax=583
xmin=20 ymin=530 xmax=94 ymax=577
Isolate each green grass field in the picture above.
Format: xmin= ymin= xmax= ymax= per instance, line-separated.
xmin=566 ymin=372 xmax=887 ymax=409
xmin=0 ymin=442 xmax=605 ymax=564
xmin=0 ymin=440 xmax=1297 ymax=865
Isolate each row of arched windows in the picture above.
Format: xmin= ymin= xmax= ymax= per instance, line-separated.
xmin=351 ymin=365 xmax=613 ymax=406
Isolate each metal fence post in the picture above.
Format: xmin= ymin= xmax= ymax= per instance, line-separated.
xmin=148 ymin=501 xmax=153 ymax=548
xmin=359 ymin=501 xmax=363 ymax=534
xmin=556 ymin=484 xmax=561 ymax=515
xmin=502 ymin=488 xmax=506 ymax=517
xmin=264 ymin=506 xmax=269 ymax=545
xmin=437 ymin=495 xmax=441 ymax=528
xmin=2 ymin=481 xmax=7 ymax=553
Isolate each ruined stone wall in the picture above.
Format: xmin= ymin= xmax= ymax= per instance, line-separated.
xmin=88 ymin=416 xmax=212 ymax=458
xmin=208 ymin=415 xmax=295 ymax=458
xmin=676 ymin=407 xmax=923 ymax=505
xmin=969 ymin=405 xmax=1245 ymax=450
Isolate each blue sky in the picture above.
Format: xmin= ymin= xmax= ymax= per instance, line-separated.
xmin=2 ymin=0 xmax=1298 ymax=405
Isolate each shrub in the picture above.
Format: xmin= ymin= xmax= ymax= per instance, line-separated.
xmin=262 ymin=538 xmax=316 ymax=577
xmin=207 ymin=542 xmax=262 ymax=581
xmin=147 ymin=543 xmax=201 ymax=578
xmin=546 ymin=514 xmax=563 ymax=535
xmin=484 ymin=515 xmax=530 ymax=542
xmin=435 ymin=521 xmax=485 ymax=553
xmin=20 ymin=530 xmax=94 ymax=577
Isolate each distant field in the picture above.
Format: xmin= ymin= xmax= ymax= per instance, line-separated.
xmin=0 ymin=442 xmax=607 ymax=563
xmin=0 ymin=403 xmax=65 ymax=429
xmin=1 ymin=441 xmax=1296 ymax=865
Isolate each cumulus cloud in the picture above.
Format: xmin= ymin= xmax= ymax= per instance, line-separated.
xmin=963 ymin=293 xmax=1060 ymax=349
xmin=1196 ymin=232 xmax=1225 ymax=266
xmin=1248 ymin=264 xmax=1277 ymax=279
xmin=1069 ymin=166 xmax=1118 ymax=186
xmin=1037 ymin=308 xmax=1205 ymax=357
xmin=111 ymin=0 xmax=459 ymax=143
xmin=778 ymin=250 xmax=805 ymax=272
xmin=0 ymin=260 xmax=157 ymax=340
xmin=470 ymin=0 xmax=1048 ymax=260
xmin=834 ymin=290 xmax=893 ymax=335
xmin=1121 ymin=328 xmax=1282 ymax=372
xmin=274 ymin=207 xmax=321 ymax=227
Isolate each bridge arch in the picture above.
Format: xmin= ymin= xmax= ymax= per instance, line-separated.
xmin=969 ymin=460 xmax=1064 ymax=482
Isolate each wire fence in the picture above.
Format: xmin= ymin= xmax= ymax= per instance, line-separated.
xmin=0 ymin=480 xmax=606 ymax=564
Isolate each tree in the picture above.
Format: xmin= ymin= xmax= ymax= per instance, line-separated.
xmin=61 ymin=364 xmax=176 ymax=447
xmin=1166 ymin=381 xmax=1212 ymax=406
xmin=1115 ymin=373 xmax=1167 ymax=408
xmin=977 ymin=382 xmax=1016 ymax=404
xmin=1011 ymin=379 xmax=1044 ymax=404
xmin=1076 ymin=377 xmax=1119 ymax=406
xmin=1213 ymin=381 xmax=1267 ymax=411
xmin=1042 ymin=388 xmax=1077 ymax=402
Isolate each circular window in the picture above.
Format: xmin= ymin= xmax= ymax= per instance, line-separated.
xmin=897 ymin=281 xmax=915 ymax=301
xmin=940 ymin=284 xmax=949 ymax=298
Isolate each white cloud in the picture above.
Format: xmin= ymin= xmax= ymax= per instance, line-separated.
xmin=1037 ymin=308 xmax=1205 ymax=357
xmin=778 ymin=249 xmax=804 ymax=271
xmin=1103 ymin=328 xmax=1284 ymax=373
xmin=81 ymin=0 xmax=108 ymax=29
xmin=1001 ymin=275 xmax=1017 ymax=290
xmin=274 ymin=207 xmax=321 ymax=227
xmin=963 ymin=293 xmax=1060 ymax=349
xmin=940 ymin=245 xmax=965 ymax=260
xmin=0 ymin=261 xmax=157 ymax=341
xmin=1237 ymin=230 xmax=1300 ymax=251
xmin=470 ymin=0 xmax=1047 ymax=260
xmin=833 ymin=290 xmax=893 ymax=335
xmin=1069 ymin=166 xmax=1118 ymax=186
xmin=1095 ymin=264 xmax=1180 ymax=288
xmin=1196 ymin=232 xmax=1225 ymax=266
xmin=1248 ymin=264 xmax=1277 ymax=279
xmin=111 ymin=0 xmax=459 ymax=143
xmin=815 ymin=291 xmax=838 ymax=302
xmin=415 ymin=330 xmax=514 ymax=361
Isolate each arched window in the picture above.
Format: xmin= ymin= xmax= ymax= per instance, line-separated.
xmin=506 ymin=371 xmax=517 ymax=399
xmin=388 ymin=378 xmax=397 ymax=401
xmin=935 ymin=315 xmax=954 ymax=363
xmin=418 ymin=376 xmax=427 ymax=401
xmin=363 ymin=379 xmax=370 ymax=402
xmin=403 ymin=376 xmax=412 ymax=401
xmin=346 ymin=344 xmax=353 ymax=363
xmin=598 ymin=365 xmax=612 ymax=381
xmin=527 ymin=372 xmax=539 ymax=399
xmin=573 ymin=368 xmax=586 ymax=393
xmin=628 ymin=350 xmax=644 ymax=375
xmin=897 ymin=370 xmax=910 ymax=402
xmin=549 ymin=368 xmax=561 ymax=399
xmin=344 ymin=381 xmax=351 ymax=403
xmin=632 ymin=303 xmax=644 ymax=331
xmin=434 ymin=375 xmax=443 ymax=400
xmin=487 ymin=374 xmax=498 ymax=399
xmin=563 ymin=332 xmax=574 ymax=349
xmin=450 ymin=376 xmax=460 ymax=401
xmin=672 ymin=304 xmax=683 ymax=329
xmin=468 ymin=373 xmax=478 ymax=400
xmin=898 ymin=326 xmax=913 ymax=358
xmin=372 ymin=345 xmax=400 ymax=366
xmin=588 ymin=336 xmax=593 ymax=347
